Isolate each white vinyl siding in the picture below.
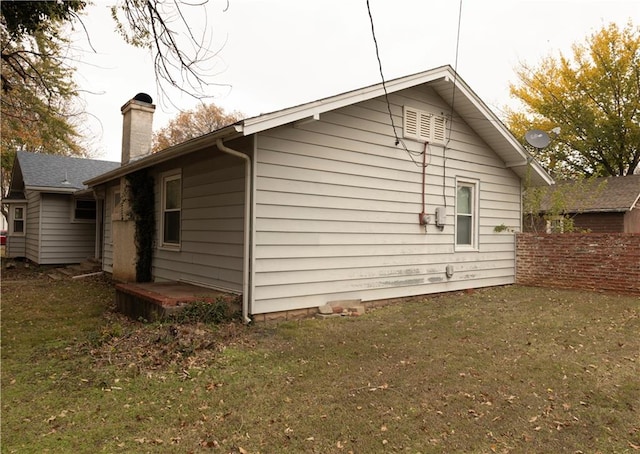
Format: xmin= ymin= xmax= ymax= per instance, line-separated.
xmin=25 ymin=191 xmax=40 ymax=261
xmin=152 ymin=150 xmax=245 ymax=292
xmin=252 ymin=85 xmax=522 ymax=314
xmin=37 ymin=193 xmax=96 ymax=264
xmin=9 ymin=191 xmax=97 ymax=264
xmin=6 ymin=235 xmax=26 ymax=259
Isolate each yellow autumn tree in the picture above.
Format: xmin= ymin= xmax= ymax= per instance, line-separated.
xmin=152 ymin=103 xmax=243 ymax=151
xmin=507 ymin=22 xmax=640 ymax=177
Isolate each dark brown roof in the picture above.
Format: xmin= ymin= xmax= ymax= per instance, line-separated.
xmin=538 ymin=174 xmax=640 ymax=213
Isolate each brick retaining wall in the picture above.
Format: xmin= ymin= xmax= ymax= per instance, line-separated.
xmin=516 ymin=233 xmax=640 ymax=295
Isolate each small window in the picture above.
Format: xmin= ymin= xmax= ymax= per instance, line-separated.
xmin=161 ymin=171 xmax=181 ymax=247
xmin=73 ymin=199 xmax=97 ymax=221
xmin=404 ymin=106 xmax=447 ymax=144
xmin=455 ymin=179 xmax=478 ymax=249
xmin=12 ymin=206 xmax=25 ymax=235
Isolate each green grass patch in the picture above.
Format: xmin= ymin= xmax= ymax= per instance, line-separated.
xmin=2 ymin=269 xmax=639 ymax=453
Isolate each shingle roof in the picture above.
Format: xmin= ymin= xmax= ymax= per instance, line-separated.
xmin=16 ymin=151 xmax=119 ymax=191
xmin=539 ymin=174 xmax=640 ymax=213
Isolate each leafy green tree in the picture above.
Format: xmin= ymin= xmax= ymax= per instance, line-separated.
xmin=1 ymin=1 xmax=86 ymax=218
xmin=507 ymin=22 xmax=640 ymax=177
xmin=152 ymin=103 xmax=243 ymax=151
xmin=1 ymin=0 xmax=226 ymax=214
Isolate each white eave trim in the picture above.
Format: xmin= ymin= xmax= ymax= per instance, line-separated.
xmin=85 ymin=124 xmax=243 ymax=187
xmin=25 ymin=185 xmax=79 ymax=194
xmin=241 ymin=67 xmax=450 ymax=135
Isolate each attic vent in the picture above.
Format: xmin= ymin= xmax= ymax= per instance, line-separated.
xmin=403 ymin=106 xmax=447 ymax=144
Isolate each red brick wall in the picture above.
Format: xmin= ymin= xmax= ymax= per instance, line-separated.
xmin=516 ymin=233 xmax=640 ymax=295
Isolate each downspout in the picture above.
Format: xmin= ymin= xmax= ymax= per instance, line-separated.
xmin=216 ymin=138 xmax=252 ymax=324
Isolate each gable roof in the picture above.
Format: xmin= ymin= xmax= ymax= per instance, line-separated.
xmin=539 ymin=174 xmax=640 ymax=214
xmin=8 ymin=151 xmax=119 ymax=197
xmin=86 ymin=65 xmax=553 ymax=187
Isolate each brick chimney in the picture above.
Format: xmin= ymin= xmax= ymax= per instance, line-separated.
xmin=121 ymin=93 xmax=155 ymax=165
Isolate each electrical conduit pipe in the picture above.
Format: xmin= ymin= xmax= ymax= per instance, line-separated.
xmin=216 ymin=138 xmax=252 ymax=324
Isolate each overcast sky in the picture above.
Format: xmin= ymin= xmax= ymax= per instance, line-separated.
xmin=71 ymin=0 xmax=639 ymax=163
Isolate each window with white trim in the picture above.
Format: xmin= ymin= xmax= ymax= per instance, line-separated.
xmin=73 ymin=199 xmax=97 ymax=222
xmin=161 ymin=170 xmax=181 ymax=247
xmin=403 ymin=106 xmax=446 ymax=144
xmin=455 ymin=179 xmax=478 ymax=249
xmin=11 ymin=205 xmax=25 ymax=235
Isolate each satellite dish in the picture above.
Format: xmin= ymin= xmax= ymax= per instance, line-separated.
xmin=525 ymin=129 xmax=551 ymax=149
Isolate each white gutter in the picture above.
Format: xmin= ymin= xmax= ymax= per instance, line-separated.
xmin=216 ymin=138 xmax=252 ymax=324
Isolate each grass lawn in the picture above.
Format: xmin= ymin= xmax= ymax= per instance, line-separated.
xmin=1 ymin=266 xmax=639 ymax=453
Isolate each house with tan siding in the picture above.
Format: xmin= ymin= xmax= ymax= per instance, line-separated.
xmin=86 ymin=65 xmax=552 ymax=321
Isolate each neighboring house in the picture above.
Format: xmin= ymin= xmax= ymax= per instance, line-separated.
xmin=86 ymin=65 xmax=552 ymax=321
xmin=3 ymin=151 xmax=119 ymax=264
xmin=526 ymin=174 xmax=640 ymax=233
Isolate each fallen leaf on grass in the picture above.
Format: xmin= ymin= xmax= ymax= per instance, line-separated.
xmin=369 ymin=383 xmax=389 ymax=392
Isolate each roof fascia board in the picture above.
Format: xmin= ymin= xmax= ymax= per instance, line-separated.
xmin=241 ymin=65 xmax=553 ymax=186
xmin=24 ymin=185 xmax=78 ymax=194
xmin=85 ymin=125 xmax=243 ymax=186
xmin=241 ymin=67 xmax=451 ymax=135
xmin=629 ymin=191 xmax=640 ymax=211
xmin=449 ymin=76 xmax=554 ymax=186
